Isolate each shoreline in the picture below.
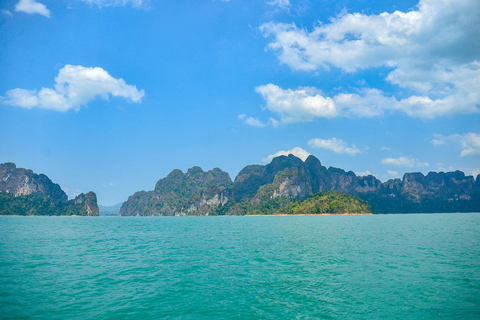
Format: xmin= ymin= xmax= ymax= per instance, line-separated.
xmin=0 ymin=213 xmax=373 ymax=217
xmin=244 ymin=213 xmax=373 ymax=216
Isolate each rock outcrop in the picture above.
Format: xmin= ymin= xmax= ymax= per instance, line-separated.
xmin=120 ymin=166 xmax=233 ymax=216
xmin=121 ymin=154 xmax=480 ymax=216
xmin=0 ymin=162 xmax=99 ymax=216
xmin=0 ymin=162 xmax=66 ymax=200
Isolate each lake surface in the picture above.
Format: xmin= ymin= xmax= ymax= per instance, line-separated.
xmin=1 ymin=214 xmax=479 ymax=319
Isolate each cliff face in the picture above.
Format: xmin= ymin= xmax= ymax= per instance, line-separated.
xmin=0 ymin=162 xmax=67 ymax=201
xmin=72 ymin=192 xmax=99 ymax=216
xmin=0 ymin=162 xmax=99 ymax=216
xmin=121 ymin=155 xmax=480 ymax=216
xmin=120 ymin=167 xmax=233 ymax=216
xmin=361 ymin=170 xmax=480 ymax=213
xmin=233 ymin=155 xmax=479 ymax=214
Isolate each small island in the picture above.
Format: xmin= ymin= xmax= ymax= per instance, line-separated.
xmin=274 ymin=191 xmax=371 ymax=215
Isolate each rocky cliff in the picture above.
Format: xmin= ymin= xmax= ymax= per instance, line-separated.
xmin=361 ymin=170 xmax=480 ymax=213
xmin=120 ymin=166 xmax=233 ymax=216
xmin=121 ymin=155 xmax=480 ymax=216
xmin=0 ymin=162 xmax=99 ymax=216
xmin=232 ymin=155 xmax=479 ymax=214
xmin=0 ymin=162 xmax=67 ymax=201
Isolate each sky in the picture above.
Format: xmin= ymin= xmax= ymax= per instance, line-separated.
xmin=0 ymin=0 xmax=479 ymax=206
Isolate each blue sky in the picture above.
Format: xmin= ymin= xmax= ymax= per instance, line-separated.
xmin=1 ymin=0 xmax=479 ymax=206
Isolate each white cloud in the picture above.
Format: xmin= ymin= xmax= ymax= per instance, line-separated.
xmin=268 ymin=0 xmax=290 ymax=10
xmin=381 ymin=156 xmax=429 ymax=167
xmin=387 ymin=170 xmax=399 ymax=178
xmin=254 ymin=84 xmax=397 ymax=124
xmin=308 ymin=137 xmax=362 ymax=155
xmin=82 ymin=0 xmax=146 ymax=8
xmin=432 ymin=133 xmax=480 ymax=157
xmin=244 ymin=117 xmax=266 ymax=127
xmin=263 ymin=147 xmax=311 ymax=162
xmin=468 ymin=168 xmax=480 ymax=177
xmin=260 ymin=0 xmax=480 ymax=118
xmin=255 ymin=84 xmax=337 ymax=124
xmin=239 ymin=114 xmax=279 ymax=127
xmin=254 ymin=82 xmax=472 ymax=124
xmin=15 ymin=0 xmax=51 ymax=17
xmin=356 ymin=170 xmax=372 ymax=177
xmin=2 ymin=9 xmax=13 ymax=17
xmin=101 ymin=182 xmax=116 ymax=187
xmin=2 ymin=65 xmax=145 ymax=112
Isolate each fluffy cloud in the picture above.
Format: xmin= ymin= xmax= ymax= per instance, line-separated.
xmin=15 ymin=0 xmax=51 ymax=17
xmin=238 ymin=114 xmax=279 ymax=127
xmin=432 ymin=133 xmax=480 ymax=157
xmin=2 ymin=65 xmax=145 ymax=111
xmin=255 ymin=84 xmax=337 ymax=123
xmin=260 ymin=0 xmax=480 ymax=118
xmin=263 ymin=147 xmax=311 ymax=162
xmin=381 ymin=156 xmax=429 ymax=167
xmin=82 ymin=0 xmax=146 ymax=8
xmin=268 ymin=0 xmax=290 ymax=10
xmin=387 ymin=170 xmax=400 ymax=178
xmin=308 ymin=138 xmax=362 ymax=155
xmin=356 ymin=170 xmax=372 ymax=177
xmin=254 ymin=84 xmax=400 ymax=124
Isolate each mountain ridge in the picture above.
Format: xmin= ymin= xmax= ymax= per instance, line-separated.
xmin=0 ymin=162 xmax=99 ymax=216
xmin=120 ymin=154 xmax=480 ymax=215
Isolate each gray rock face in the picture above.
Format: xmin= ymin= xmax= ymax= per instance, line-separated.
xmin=120 ymin=166 xmax=233 ymax=216
xmin=74 ymin=192 xmax=99 ymax=216
xmin=121 ymin=155 xmax=480 ymax=215
xmin=0 ymin=162 xmax=99 ymax=216
xmin=0 ymin=162 xmax=67 ymax=201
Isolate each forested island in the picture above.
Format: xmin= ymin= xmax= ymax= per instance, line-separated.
xmin=0 ymin=163 xmax=98 ymax=216
xmin=119 ymin=154 xmax=480 ymax=216
xmin=1 ymin=155 xmax=479 ymax=216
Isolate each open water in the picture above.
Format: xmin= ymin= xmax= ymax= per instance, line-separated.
xmin=0 ymin=213 xmax=479 ymax=319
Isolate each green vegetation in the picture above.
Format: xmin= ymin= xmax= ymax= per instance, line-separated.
xmin=0 ymin=192 xmax=96 ymax=216
xmin=277 ymin=191 xmax=371 ymax=215
xmin=121 ymin=154 xmax=480 ymax=216
xmin=218 ymin=191 xmax=371 ymax=216
xmin=359 ymin=191 xmax=480 ymax=214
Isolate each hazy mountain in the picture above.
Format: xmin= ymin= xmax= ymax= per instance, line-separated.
xmin=99 ymin=203 xmax=122 ymax=216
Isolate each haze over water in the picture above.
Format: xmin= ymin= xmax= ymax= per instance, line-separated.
xmin=1 ymin=213 xmax=479 ymax=319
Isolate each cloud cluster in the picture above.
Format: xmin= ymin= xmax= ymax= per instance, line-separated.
xmin=15 ymin=0 xmax=51 ymax=17
xmin=252 ymin=84 xmax=396 ymax=124
xmin=263 ymin=147 xmax=311 ymax=162
xmin=381 ymin=156 xmax=429 ymax=167
xmin=308 ymin=137 xmax=362 ymax=155
xmin=432 ymin=133 xmax=480 ymax=157
xmin=387 ymin=170 xmax=399 ymax=178
xmin=2 ymin=65 xmax=145 ymax=111
xmin=267 ymin=0 xmax=290 ymax=10
xmin=259 ymin=0 xmax=480 ymax=119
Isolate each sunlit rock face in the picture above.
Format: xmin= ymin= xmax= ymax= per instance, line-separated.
xmin=0 ymin=162 xmax=99 ymax=216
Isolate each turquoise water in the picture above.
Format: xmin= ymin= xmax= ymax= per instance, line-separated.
xmin=1 ymin=214 xmax=479 ymax=319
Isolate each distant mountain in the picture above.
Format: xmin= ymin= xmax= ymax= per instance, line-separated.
xmin=120 ymin=167 xmax=233 ymax=216
xmin=0 ymin=162 xmax=99 ymax=216
xmin=99 ymin=203 xmax=122 ymax=216
xmin=121 ymin=154 xmax=480 ymax=216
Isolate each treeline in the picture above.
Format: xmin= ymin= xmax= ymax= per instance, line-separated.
xmin=211 ymin=191 xmax=371 ymax=216
xmin=0 ymin=192 xmax=95 ymax=216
